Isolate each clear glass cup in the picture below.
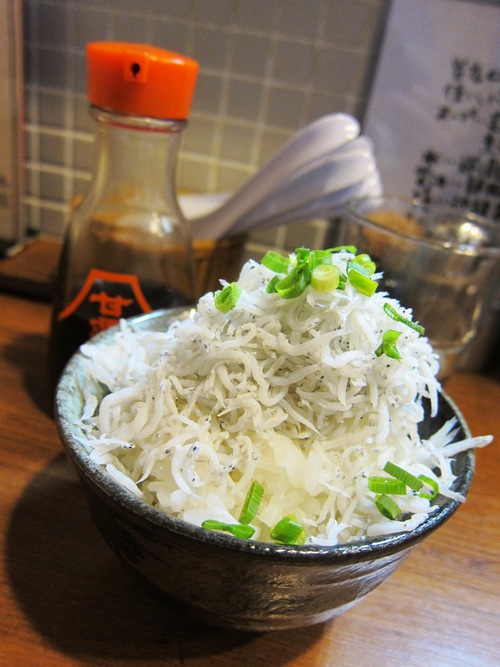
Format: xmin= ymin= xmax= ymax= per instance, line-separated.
xmin=330 ymin=197 xmax=500 ymax=380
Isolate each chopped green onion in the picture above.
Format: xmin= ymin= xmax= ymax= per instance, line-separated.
xmin=354 ymin=253 xmax=376 ymax=276
xmin=418 ymin=474 xmax=439 ymax=499
xmin=374 ymin=494 xmax=402 ymax=520
xmin=375 ymin=329 xmax=402 ymax=360
xmin=238 ymin=480 xmax=264 ymax=525
xmin=275 ymin=264 xmax=311 ymax=299
xmin=311 ymin=264 xmax=340 ymax=292
xmin=383 ymin=461 xmax=423 ymax=493
xmin=260 ymin=245 xmax=379 ymax=301
xmin=355 ymin=253 xmax=371 ymax=264
xmin=384 ymin=303 xmax=425 ymax=336
xmin=214 ymin=282 xmax=242 ymax=313
xmin=361 ymin=261 xmax=376 ymax=276
xmin=368 ymin=476 xmax=407 ymax=495
xmin=337 ymin=272 xmax=347 ymax=290
xmin=347 ymin=265 xmax=378 ymax=296
xmin=202 ymin=520 xmax=255 ymax=540
xmin=347 ymin=260 xmax=371 ymax=277
xmin=327 ymin=245 xmax=357 ymax=254
xmin=294 ymin=247 xmax=311 ymax=264
xmin=270 ymin=515 xmax=306 ymax=545
xmin=261 ymin=250 xmax=292 ymax=273
xmin=266 ymin=274 xmax=282 ymax=293
xmin=308 ymin=249 xmax=333 ymax=268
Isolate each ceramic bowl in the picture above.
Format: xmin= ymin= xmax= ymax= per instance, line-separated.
xmin=55 ymin=308 xmax=475 ymax=632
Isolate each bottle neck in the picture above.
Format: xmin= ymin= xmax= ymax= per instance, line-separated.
xmin=89 ymin=107 xmax=186 ymax=199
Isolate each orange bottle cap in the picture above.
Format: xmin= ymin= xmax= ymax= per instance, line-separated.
xmin=86 ymin=42 xmax=199 ymax=120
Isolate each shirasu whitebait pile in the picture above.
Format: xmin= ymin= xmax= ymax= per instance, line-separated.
xmin=77 ymin=248 xmax=492 ymax=546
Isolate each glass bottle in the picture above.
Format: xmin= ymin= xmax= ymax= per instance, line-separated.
xmin=49 ymin=42 xmax=199 ymax=388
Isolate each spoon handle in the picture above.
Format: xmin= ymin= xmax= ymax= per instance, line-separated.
xmin=193 ymin=114 xmax=359 ymax=239
xmin=233 ymin=138 xmax=376 ymax=230
xmin=224 ymin=171 xmax=383 ymax=237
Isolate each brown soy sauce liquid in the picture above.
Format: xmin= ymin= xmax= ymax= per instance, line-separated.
xmin=49 ymin=218 xmax=195 ymax=391
xmin=49 ymin=279 xmax=190 ymax=389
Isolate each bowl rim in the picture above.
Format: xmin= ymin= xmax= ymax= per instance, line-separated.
xmin=55 ymin=308 xmax=475 ymax=563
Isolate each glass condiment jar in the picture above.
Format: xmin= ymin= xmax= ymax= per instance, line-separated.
xmin=49 ymin=42 xmax=199 ymax=388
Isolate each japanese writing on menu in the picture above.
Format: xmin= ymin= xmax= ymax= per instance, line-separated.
xmin=414 ymin=58 xmax=500 ymax=220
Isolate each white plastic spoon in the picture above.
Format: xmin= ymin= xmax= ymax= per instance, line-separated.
xmin=191 ymin=114 xmax=360 ymax=239
xmin=226 ymin=170 xmax=383 ymax=235
xmin=229 ymin=137 xmax=376 ymax=233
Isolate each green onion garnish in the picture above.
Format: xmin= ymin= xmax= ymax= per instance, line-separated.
xmin=418 ymin=474 xmax=439 ymax=499
xmin=347 ymin=265 xmax=378 ymax=296
xmin=214 ymin=282 xmax=242 ymax=313
xmin=375 ymin=329 xmax=402 ymax=360
xmin=294 ymin=247 xmax=310 ymax=263
xmin=258 ymin=245 xmax=381 ymax=301
xmin=347 ymin=260 xmax=371 ymax=277
xmin=368 ymin=476 xmax=407 ymax=495
xmin=374 ymin=494 xmax=402 ymax=520
xmin=270 ymin=515 xmax=306 ymax=545
xmin=238 ymin=480 xmax=264 ymax=525
xmin=383 ymin=461 xmax=423 ymax=493
xmin=308 ymin=249 xmax=333 ymax=268
xmin=266 ymin=274 xmax=282 ymax=293
xmin=202 ymin=520 xmax=255 ymax=540
xmin=354 ymin=253 xmax=376 ymax=276
xmin=311 ymin=264 xmax=340 ymax=292
xmin=384 ymin=303 xmax=425 ymax=336
xmin=337 ymin=272 xmax=347 ymax=290
xmin=261 ymin=250 xmax=292 ymax=273
xmin=327 ymin=245 xmax=357 ymax=254
xmin=275 ymin=264 xmax=311 ymax=299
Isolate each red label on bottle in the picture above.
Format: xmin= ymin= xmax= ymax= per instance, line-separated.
xmin=57 ymin=268 xmax=153 ymax=336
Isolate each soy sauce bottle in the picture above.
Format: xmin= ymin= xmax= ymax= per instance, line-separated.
xmin=49 ymin=42 xmax=199 ymax=388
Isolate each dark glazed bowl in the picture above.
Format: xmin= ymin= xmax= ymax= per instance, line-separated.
xmin=55 ymin=309 xmax=475 ymax=631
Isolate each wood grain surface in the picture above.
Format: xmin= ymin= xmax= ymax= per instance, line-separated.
xmin=1 ymin=290 xmax=499 ymax=667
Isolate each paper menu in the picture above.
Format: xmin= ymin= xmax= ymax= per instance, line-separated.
xmin=363 ymin=0 xmax=500 ymax=221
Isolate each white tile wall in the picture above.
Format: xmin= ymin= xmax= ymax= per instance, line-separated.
xmin=22 ymin=0 xmax=389 ymax=256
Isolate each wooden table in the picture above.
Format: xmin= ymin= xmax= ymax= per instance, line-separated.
xmin=1 ymin=289 xmax=499 ymax=667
